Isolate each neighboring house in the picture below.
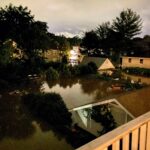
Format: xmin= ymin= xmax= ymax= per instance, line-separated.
xmin=121 ymin=56 xmax=150 ymax=69
xmin=69 ymin=46 xmax=82 ymax=65
xmin=81 ymin=56 xmax=115 ymax=70
xmin=3 ymin=39 xmax=23 ymax=59
xmin=43 ymin=49 xmax=61 ymax=62
xmin=12 ymin=48 xmax=23 ymax=59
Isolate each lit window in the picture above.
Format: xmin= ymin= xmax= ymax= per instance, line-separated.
xmin=128 ymin=58 xmax=132 ymax=63
xmin=140 ymin=59 xmax=143 ymax=64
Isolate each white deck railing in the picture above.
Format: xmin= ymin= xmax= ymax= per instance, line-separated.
xmin=77 ymin=111 xmax=150 ymax=150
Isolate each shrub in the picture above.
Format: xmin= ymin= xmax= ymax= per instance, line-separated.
xmin=79 ymin=65 xmax=91 ymax=75
xmin=59 ymin=64 xmax=72 ymax=78
xmin=123 ymin=67 xmax=150 ymax=77
xmin=78 ymin=62 xmax=98 ymax=75
xmin=68 ymin=65 xmax=80 ymax=76
xmin=87 ymin=62 xmax=97 ymax=74
xmin=62 ymin=55 xmax=68 ymax=64
xmin=44 ymin=61 xmax=62 ymax=71
xmin=111 ymin=70 xmax=122 ymax=78
xmin=46 ymin=67 xmax=59 ymax=80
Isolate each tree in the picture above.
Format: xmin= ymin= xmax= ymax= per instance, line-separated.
xmin=0 ymin=40 xmax=14 ymax=66
xmin=68 ymin=36 xmax=81 ymax=46
xmin=96 ymin=22 xmax=113 ymax=52
xmin=0 ymin=4 xmax=50 ymax=59
xmin=0 ymin=4 xmax=33 ymax=45
xmin=81 ymin=31 xmax=99 ymax=50
xmin=58 ymin=36 xmax=71 ymax=51
xmin=112 ymin=9 xmax=142 ymax=39
xmin=96 ymin=22 xmax=111 ymax=41
xmin=46 ymin=67 xmax=59 ymax=80
xmin=24 ymin=21 xmax=51 ymax=56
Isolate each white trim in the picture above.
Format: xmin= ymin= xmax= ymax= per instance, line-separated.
xmin=70 ymin=98 xmax=135 ymax=119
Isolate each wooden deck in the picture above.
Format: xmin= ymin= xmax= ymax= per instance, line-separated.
xmin=77 ymin=111 xmax=150 ymax=150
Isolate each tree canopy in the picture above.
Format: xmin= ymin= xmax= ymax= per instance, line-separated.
xmin=112 ymin=9 xmax=142 ymax=39
xmin=0 ymin=4 xmax=51 ymax=57
xmin=82 ymin=31 xmax=99 ymax=49
xmin=0 ymin=4 xmax=81 ymax=59
xmin=81 ymin=8 xmax=144 ymax=60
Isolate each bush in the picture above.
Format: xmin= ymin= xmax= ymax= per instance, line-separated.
xmin=123 ymin=67 xmax=150 ymax=77
xmin=44 ymin=61 xmax=62 ymax=71
xmin=59 ymin=64 xmax=72 ymax=78
xmin=46 ymin=67 xmax=59 ymax=80
xmin=78 ymin=62 xmax=98 ymax=75
xmin=111 ymin=70 xmax=122 ymax=78
xmin=87 ymin=62 xmax=97 ymax=74
xmin=45 ymin=61 xmax=98 ymax=79
xmin=68 ymin=65 xmax=80 ymax=76
xmin=62 ymin=55 xmax=68 ymax=64
xmin=79 ymin=65 xmax=91 ymax=75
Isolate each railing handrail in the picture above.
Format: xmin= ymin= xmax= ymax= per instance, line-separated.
xmin=76 ymin=111 xmax=150 ymax=150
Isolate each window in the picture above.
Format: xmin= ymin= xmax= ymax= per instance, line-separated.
xmin=128 ymin=58 xmax=132 ymax=63
xmin=140 ymin=59 xmax=143 ymax=64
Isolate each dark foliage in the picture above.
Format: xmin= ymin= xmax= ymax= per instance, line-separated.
xmin=90 ymin=105 xmax=117 ymax=135
xmin=46 ymin=67 xmax=59 ymax=80
xmin=22 ymin=92 xmax=96 ymax=148
xmin=81 ymin=31 xmax=99 ymax=50
xmin=87 ymin=62 xmax=98 ymax=73
xmin=81 ymin=9 xmax=143 ymax=62
xmin=79 ymin=62 xmax=97 ymax=75
xmin=22 ymin=93 xmax=72 ymax=127
xmin=123 ymin=67 xmax=150 ymax=77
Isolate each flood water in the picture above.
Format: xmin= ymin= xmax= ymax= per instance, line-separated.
xmin=0 ymin=94 xmax=73 ymax=150
xmin=0 ymin=76 xmax=149 ymax=150
xmin=41 ymin=78 xmax=123 ymax=109
xmin=71 ymin=101 xmax=133 ymax=137
xmin=122 ymin=73 xmax=150 ymax=85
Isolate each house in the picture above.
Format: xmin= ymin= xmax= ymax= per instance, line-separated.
xmin=43 ymin=49 xmax=62 ymax=62
xmin=69 ymin=46 xmax=82 ymax=66
xmin=81 ymin=56 xmax=115 ymax=70
xmin=2 ymin=39 xmax=23 ymax=59
xmin=121 ymin=56 xmax=150 ymax=69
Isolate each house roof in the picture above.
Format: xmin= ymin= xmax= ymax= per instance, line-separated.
xmin=81 ymin=56 xmax=107 ymax=68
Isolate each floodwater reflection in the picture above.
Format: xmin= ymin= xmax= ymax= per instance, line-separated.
xmin=71 ymin=102 xmax=133 ymax=137
xmin=41 ymin=78 xmax=123 ymax=109
xmin=0 ymin=94 xmax=35 ymax=140
xmin=0 ymin=94 xmax=73 ymax=150
xmin=122 ymin=73 xmax=150 ymax=85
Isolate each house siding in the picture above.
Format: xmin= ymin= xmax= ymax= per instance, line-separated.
xmin=98 ymin=59 xmax=115 ymax=70
xmin=122 ymin=57 xmax=150 ymax=69
xmin=44 ymin=49 xmax=61 ymax=62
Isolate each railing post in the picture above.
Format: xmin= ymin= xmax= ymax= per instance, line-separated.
xmin=77 ymin=112 xmax=150 ymax=150
xmin=139 ymin=124 xmax=147 ymax=150
xmin=123 ymin=134 xmax=129 ymax=150
xmin=146 ymin=122 xmax=150 ymax=150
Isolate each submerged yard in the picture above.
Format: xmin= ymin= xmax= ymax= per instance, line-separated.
xmin=0 ymin=75 xmax=149 ymax=150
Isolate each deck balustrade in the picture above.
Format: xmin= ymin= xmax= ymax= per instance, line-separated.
xmin=77 ymin=111 xmax=150 ymax=150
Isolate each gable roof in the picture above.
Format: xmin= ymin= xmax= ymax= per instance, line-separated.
xmin=81 ymin=56 xmax=107 ymax=68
